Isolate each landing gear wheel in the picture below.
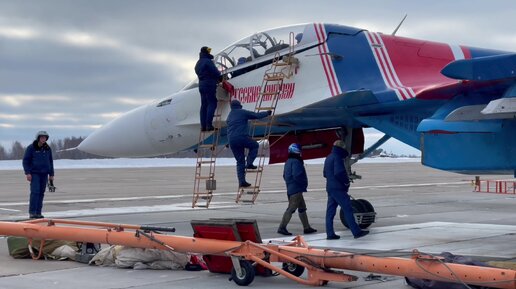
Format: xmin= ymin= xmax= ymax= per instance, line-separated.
xmin=340 ymin=199 xmax=375 ymax=229
xmin=282 ymin=262 xmax=305 ymax=277
xmin=356 ymin=199 xmax=375 ymax=229
xmin=230 ymin=260 xmax=255 ymax=286
xmin=339 ymin=199 xmax=364 ymax=229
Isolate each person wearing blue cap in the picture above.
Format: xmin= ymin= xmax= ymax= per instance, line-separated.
xmin=277 ymin=143 xmax=317 ymax=236
xmin=195 ymin=46 xmax=221 ymax=131
xmin=226 ymin=99 xmax=271 ymax=188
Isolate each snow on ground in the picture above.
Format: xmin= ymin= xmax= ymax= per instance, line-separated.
xmin=0 ymin=157 xmax=420 ymax=171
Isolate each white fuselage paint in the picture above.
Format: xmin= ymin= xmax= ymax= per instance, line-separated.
xmin=79 ymin=25 xmax=335 ymax=158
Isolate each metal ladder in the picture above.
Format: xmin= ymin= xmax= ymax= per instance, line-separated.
xmin=235 ymin=32 xmax=298 ymax=204
xmin=192 ymin=99 xmax=227 ymax=208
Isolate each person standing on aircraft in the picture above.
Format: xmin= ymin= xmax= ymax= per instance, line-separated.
xmin=227 ymin=100 xmax=271 ymax=188
xmin=277 ymin=143 xmax=317 ymax=236
xmin=323 ymin=140 xmax=369 ymax=240
xmin=295 ymin=33 xmax=303 ymax=44
xmin=22 ymin=131 xmax=54 ymax=219
xmin=195 ymin=46 xmax=221 ymax=131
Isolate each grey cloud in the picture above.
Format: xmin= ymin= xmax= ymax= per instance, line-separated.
xmin=0 ymin=38 xmax=181 ymax=97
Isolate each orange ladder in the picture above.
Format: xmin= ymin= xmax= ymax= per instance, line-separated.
xmin=192 ymin=98 xmax=227 ymax=208
xmin=236 ymin=32 xmax=298 ymax=204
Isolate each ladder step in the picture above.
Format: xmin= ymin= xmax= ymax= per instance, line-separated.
xmin=239 ymin=185 xmax=259 ymax=190
xmin=193 ymin=191 xmax=213 ymax=195
xmin=195 ymin=176 xmax=213 ymax=180
xmin=240 ymin=200 xmax=255 ymax=203
xmin=264 ymin=75 xmax=284 ymax=81
xmin=245 ymin=169 xmax=263 ymax=173
xmin=198 ymin=144 xmax=215 ymax=148
xmin=272 ymin=62 xmax=290 ymax=66
xmin=198 ymin=160 xmax=216 ymax=164
xmin=256 ymin=107 xmax=275 ymax=111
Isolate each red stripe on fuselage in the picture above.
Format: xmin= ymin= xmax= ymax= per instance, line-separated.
xmin=461 ymin=46 xmax=472 ymax=59
xmin=317 ymin=23 xmax=341 ymax=95
xmin=372 ymin=33 xmax=414 ymax=99
xmin=314 ymin=23 xmax=336 ymax=96
xmin=365 ymin=32 xmax=406 ymax=100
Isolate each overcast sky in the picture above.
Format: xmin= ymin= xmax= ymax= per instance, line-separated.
xmin=1 ymin=0 xmax=515 ymax=155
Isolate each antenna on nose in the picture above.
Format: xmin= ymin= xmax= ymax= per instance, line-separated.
xmin=391 ymin=14 xmax=408 ymax=36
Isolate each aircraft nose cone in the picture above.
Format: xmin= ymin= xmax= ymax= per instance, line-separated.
xmin=79 ymin=105 xmax=155 ymax=157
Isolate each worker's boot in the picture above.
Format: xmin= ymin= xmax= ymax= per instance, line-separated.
xmin=278 ymin=211 xmax=293 ymax=235
xmin=299 ymin=212 xmax=317 ymax=234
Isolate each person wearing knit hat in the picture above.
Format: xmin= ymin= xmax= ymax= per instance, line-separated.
xmin=323 ymin=140 xmax=369 ymax=240
xmin=194 ymin=46 xmax=221 ymax=131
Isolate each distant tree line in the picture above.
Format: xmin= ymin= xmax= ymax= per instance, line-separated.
xmin=0 ymin=137 xmax=108 ymax=160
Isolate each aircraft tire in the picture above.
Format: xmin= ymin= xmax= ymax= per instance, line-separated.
xmin=340 ymin=199 xmax=374 ymax=229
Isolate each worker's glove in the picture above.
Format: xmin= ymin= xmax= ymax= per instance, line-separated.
xmin=48 ymin=180 xmax=56 ymax=192
xmin=267 ymin=110 xmax=272 ymax=115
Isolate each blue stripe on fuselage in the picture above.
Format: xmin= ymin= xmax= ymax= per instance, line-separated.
xmin=468 ymin=46 xmax=511 ymax=58
xmin=324 ymin=25 xmax=399 ymax=103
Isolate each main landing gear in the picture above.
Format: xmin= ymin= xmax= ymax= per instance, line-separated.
xmin=340 ymin=198 xmax=376 ymax=229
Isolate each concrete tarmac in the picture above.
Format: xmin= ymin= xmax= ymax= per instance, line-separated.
xmin=0 ymin=161 xmax=515 ymax=289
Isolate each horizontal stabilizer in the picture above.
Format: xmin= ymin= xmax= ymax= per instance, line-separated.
xmin=442 ymin=53 xmax=516 ymax=81
xmin=482 ymin=97 xmax=516 ymax=115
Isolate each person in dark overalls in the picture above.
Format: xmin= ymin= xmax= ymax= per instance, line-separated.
xmin=195 ymin=46 xmax=221 ymax=131
xmin=226 ymin=100 xmax=271 ymax=188
xmin=22 ymin=131 xmax=54 ymax=219
xmin=323 ymin=140 xmax=369 ymax=240
xmin=277 ymin=143 xmax=317 ymax=236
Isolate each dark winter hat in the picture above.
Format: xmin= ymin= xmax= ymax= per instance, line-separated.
xmin=230 ymin=99 xmax=242 ymax=109
xmin=200 ymin=46 xmax=212 ymax=54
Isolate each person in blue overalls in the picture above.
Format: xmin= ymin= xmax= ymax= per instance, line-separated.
xmin=22 ymin=131 xmax=54 ymax=219
xmin=323 ymin=140 xmax=369 ymax=240
xmin=227 ymin=100 xmax=271 ymax=188
xmin=277 ymin=143 xmax=317 ymax=236
xmin=195 ymin=46 xmax=221 ymax=131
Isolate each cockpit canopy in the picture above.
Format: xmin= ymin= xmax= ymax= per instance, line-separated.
xmin=182 ymin=23 xmax=312 ymax=91
xmin=214 ymin=24 xmax=306 ymax=72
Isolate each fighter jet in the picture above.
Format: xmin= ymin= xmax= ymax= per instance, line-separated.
xmin=78 ymin=23 xmax=516 ymax=175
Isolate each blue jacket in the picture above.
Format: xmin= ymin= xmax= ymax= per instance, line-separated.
xmin=283 ymin=154 xmax=308 ymax=196
xmin=323 ymin=146 xmax=350 ymax=192
xmin=23 ymin=141 xmax=54 ymax=176
xmin=226 ymin=101 xmax=269 ymax=141
xmin=194 ymin=52 xmax=221 ymax=88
